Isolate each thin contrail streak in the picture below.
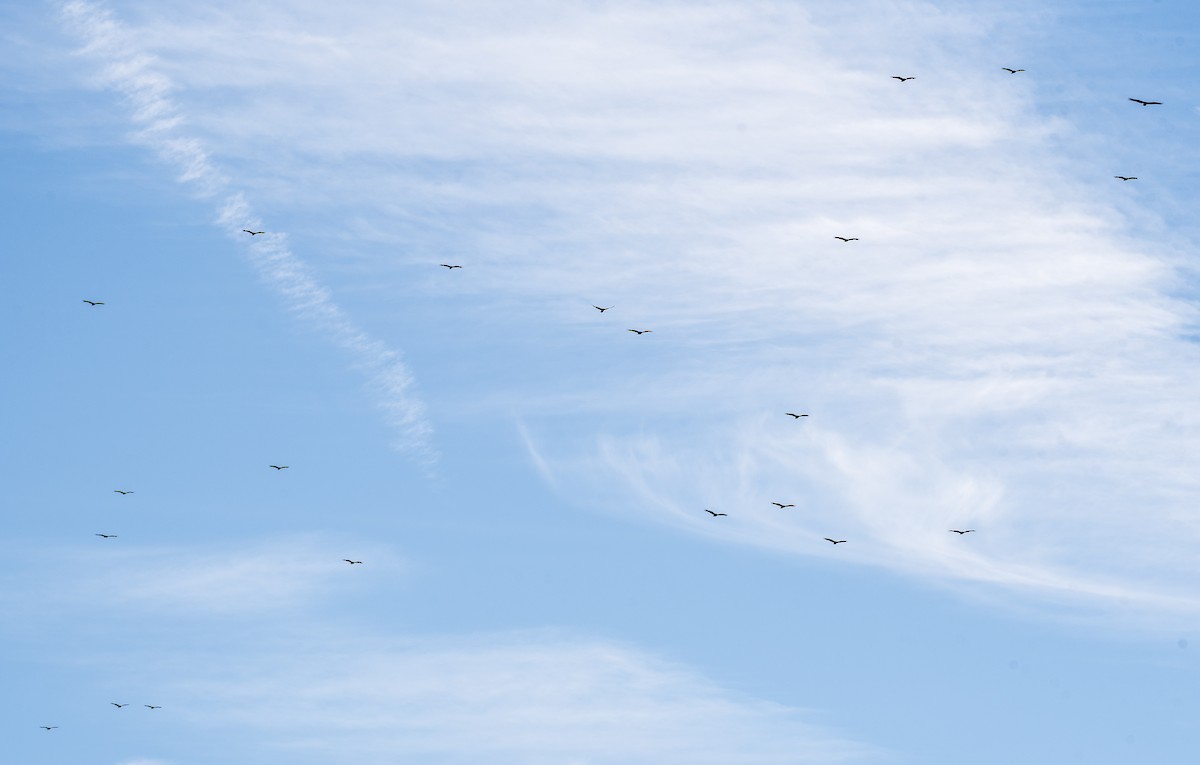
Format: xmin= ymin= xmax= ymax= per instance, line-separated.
xmin=59 ymin=1 xmax=434 ymax=463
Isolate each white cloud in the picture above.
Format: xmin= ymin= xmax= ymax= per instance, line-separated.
xmin=173 ymin=631 xmax=876 ymax=764
xmin=0 ymin=539 xmax=873 ymax=763
xmin=25 ymin=536 xmax=401 ymax=616
xmin=48 ymin=0 xmax=1200 ymax=616
xmin=57 ymin=0 xmax=434 ymax=462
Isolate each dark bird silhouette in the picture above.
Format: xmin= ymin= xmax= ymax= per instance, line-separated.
xmin=834 ymin=236 xmax=858 ymax=242
xmin=824 ymin=538 xmax=847 ymax=545
xmin=1114 ymin=176 xmax=1138 ymax=181
xmin=785 ymin=412 xmax=809 ymax=419
xmin=111 ymin=703 xmax=129 ymax=708
xmin=113 ymin=490 xmax=134 ymax=495
xmin=95 ymin=533 xmax=118 ymax=538
xmin=1001 ymin=68 xmax=1025 ymax=74
xmin=144 ymin=705 xmax=162 ymax=709
xmin=269 ymin=465 xmax=289 ymax=470
xmin=344 ymin=559 xmax=363 ymax=564
xmin=949 ymin=529 xmax=975 ymax=534
xmin=593 ymin=305 xmax=613 ymax=312
xmin=439 ymin=264 xmax=463 ymax=269
xmin=1129 ymin=98 xmax=1162 ymax=106
xmin=704 ymin=509 xmax=727 ymax=517
xmin=628 ymin=329 xmax=652 ymax=335
xmin=40 ymin=726 xmax=58 ymax=730
xmin=772 ymin=502 xmax=796 ymax=509
xmin=243 ymin=229 xmax=265 ymax=235
xmin=82 ymin=300 xmax=105 ymax=306
xmin=892 ymin=76 xmax=915 ymax=82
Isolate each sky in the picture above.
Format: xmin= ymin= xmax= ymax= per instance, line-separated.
xmin=3 ymin=0 xmax=1200 ymax=763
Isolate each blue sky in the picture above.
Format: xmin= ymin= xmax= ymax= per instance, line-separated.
xmin=4 ymin=0 xmax=1200 ymax=763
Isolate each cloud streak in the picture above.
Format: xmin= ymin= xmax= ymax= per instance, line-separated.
xmin=1 ymin=535 xmax=398 ymax=618
xmin=57 ymin=0 xmax=433 ymax=462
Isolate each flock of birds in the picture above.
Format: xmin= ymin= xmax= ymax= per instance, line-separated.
xmin=53 ymin=67 xmax=1162 ymax=735
xmin=414 ymin=71 xmax=1157 ymax=545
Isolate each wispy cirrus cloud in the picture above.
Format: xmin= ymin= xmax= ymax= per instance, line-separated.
xmin=49 ymin=0 xmax=1200 ymax=617
xmin=167 ymin=630 xmax=877 ymax=765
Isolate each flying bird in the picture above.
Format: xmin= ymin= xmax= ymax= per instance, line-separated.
xmin=949 ymin=529 xmax=975 ymax=534
xmin=628 ymin=329 xmax=652 ymax=335
xmin=439 ymin=263 xmax=463 ymax=269
xmin=771 ymin=502 xmax=796 ymax=509
xmin=892 ymin=76 xmax=915 ymax=82
xmin=785 ymin=412 xmax=809 ymax=419
xmin=593 ymin=305 xmax=613 ymax=312
xmin=824 ymin=538 xmax=847 ymax=545
xmin=704 ymin=509 xmax=727 ymax=517
xmin=344 ymin=559 xmax=364 ymax=564
xmin=111 ymin=703 xmax=129 ymax=708
xmin=113 ymin=490 xmax=134 ymax=495
xmin=834 ymin=236 xmax=858 ymax=242
xmin=242 ymin=229 xmax=265 ymax=235
xmin=1129 ymin=98 xmax=1162 ymax=106
xmin=1114 ymin=176 xmax=1138 ymax=181
xmin=1001 ymin=68 xmax=1025 ymax=74
xmin=269 ymin=465 xmax=289 ymax=470
xmin=144 ymin=705 xmax=162 ymax=709
xmin=82 ymin=300 xmax=104 ymax=306
xmin=40 ymin=726 xmax=58 ymax=730
xmin=95 ymin=533 xmax=118 ymax=538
